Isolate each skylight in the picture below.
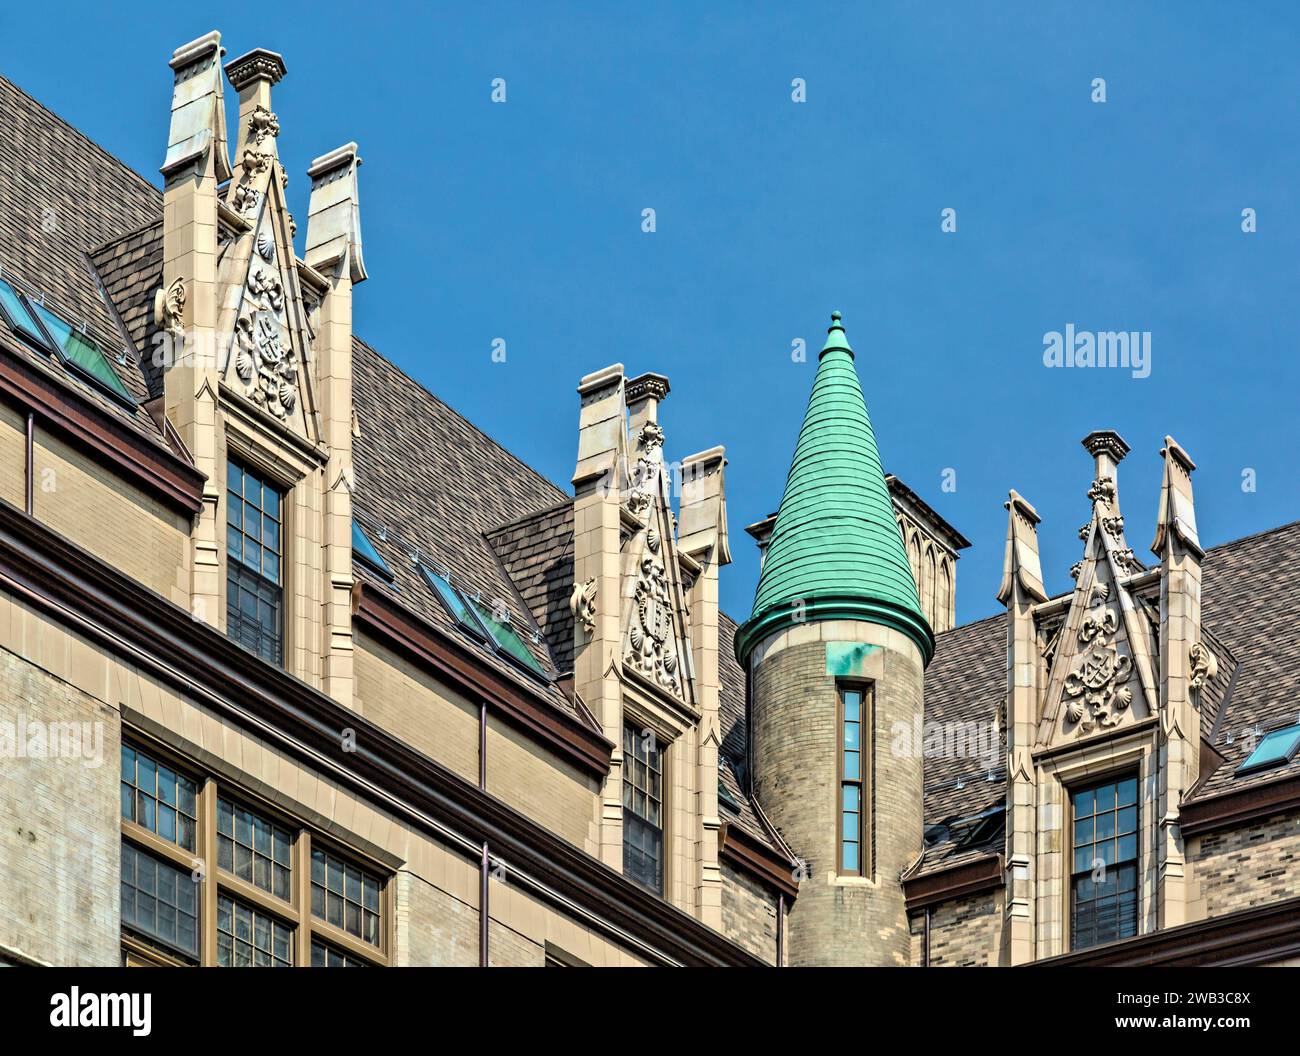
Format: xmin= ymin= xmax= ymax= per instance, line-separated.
xmin=27 ymin=300 xmax=135 ymax=405
xmin=0 ymin=277 xmax=47 ymax=347
xmin=421 ymin=565 xmax=489 ymax=642
xmin=467 ymin=597 xmax=548 ymax=678
xmin=419 ymin=564 xmax=549 ymax=679
xmin=351 ymin=520 xmax=392 ymax=579
xmin=1236 ymin=724 xmax=1300 ymax=775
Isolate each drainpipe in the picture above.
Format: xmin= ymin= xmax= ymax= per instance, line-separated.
xmin=923 ymin=906 xmax=932 ymax=967
xmin=775 ymin=894 xmax=785 ymax=967
xmin=24 ymin=412 xmax=33 ymax=515
xmin=480 ymin=840 xmax=490 ymax=967
xmin=479 ymin=701 xmax=489 ymax=966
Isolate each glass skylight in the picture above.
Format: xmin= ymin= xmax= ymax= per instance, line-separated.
xmin=1236 ymin=724 xmax=1300 ymax=775
xmin=421 ymin=565 xmax=489 ymax=641
xmin=467 ymin=597 xmax=547 ymax=677
xmin=27 ymin=300 xmax=135 ymax=404
xmin=0 ymin=277 xmax=47 ymax=346
xmin=351 ymin=520 xmax=392 ymax=578
xmin=420 ymin=564 xmax=548 ymax=679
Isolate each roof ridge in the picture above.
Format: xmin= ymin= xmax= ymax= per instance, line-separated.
xmin=0 ymin=75 xmax=161 ymax=204
xmin=352 ymin=335 xmax=569 ymax=505
xmin=485 ymin=497 xmax=574 ymax=540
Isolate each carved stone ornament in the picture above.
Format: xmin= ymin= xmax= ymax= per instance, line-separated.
xmin=153 ymin=277 xmax=186 ymax=348
xmin=625 ymin=555 xmax=679 ymax=693
xmin=1087 ymin=476 xmax=1116 ymax=508
xmin=1101 ymin=515 xmax=1125 ymax=538
xmin=625 ymin=421 xmax=666 ymax=518
xmin=1189 ymin=641 xmax=1218 ymax=695
xmin=569 ymin=577 xmax=597 ymax=635
xmin=233 ymin=264 xmax=297 ymax=421
xmin=230 ymin=182 xmax=260 ymax=217
xmin=1064 ymin=605 xmax=1134 ymax=733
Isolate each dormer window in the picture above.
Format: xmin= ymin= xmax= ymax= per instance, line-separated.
xmin=226 ymin=460 xmax=283 ymax=665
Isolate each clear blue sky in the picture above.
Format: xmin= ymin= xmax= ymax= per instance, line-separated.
xmin=4 ymin=2 xmax=1297 ymax=627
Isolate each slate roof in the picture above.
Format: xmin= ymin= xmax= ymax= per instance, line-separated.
xmin=350 ymin=338 xmax=576 ymax=712
xmin=0 ymin=75 xmax=165 ymax=437
xmin=909 ymin=522 xmax=1298 ymax=878
xmin=7 ymin=69 xmax=1297 ymax=896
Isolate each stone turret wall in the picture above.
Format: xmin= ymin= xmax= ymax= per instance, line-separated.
xmin=749 ymin=620 xmax=924 ymax=966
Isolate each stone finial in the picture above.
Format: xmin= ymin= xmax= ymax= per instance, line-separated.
xmin=306 ymin=143 xmax=367 ymax=284
xmin=996 ymin=490 xmax=1047 ymax=605
xmin=626 ymin=371 xmax=670 ymax=424
xmin=162 ymin=30 xmax=232 ymax=181
xmin=1082 ymin=429 xmax=1130 ymax=477
xmin=225 ymin=48 xmax=287 ymax=90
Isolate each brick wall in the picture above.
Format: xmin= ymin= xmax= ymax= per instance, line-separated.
xmin=394 ymin=868 xmax=478 ymax=966
xmin=907 ymin=890 xmax=1003 ymax=966
xmin=1189 ymin=808 xmax=1300 ymax=916
xmin=33 ymin=430 xmax=187 ymax=602
xmin=720 ymin=860 xmax=778 ymax=964
xmin=751 ymin=624 xmax=924 ymax=966
xmin=0 ymin=647 xmax=120 ymax=966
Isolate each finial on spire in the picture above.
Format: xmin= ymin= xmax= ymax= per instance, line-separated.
xmin=821 ymin=310 xmax=854 ymax=358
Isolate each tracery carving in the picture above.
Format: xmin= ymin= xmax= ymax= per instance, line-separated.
xmin=1064 ymin=605 xmax=1133 ymax=733
xmin=625 ymin=555 xmax=679 ymax=693
xmin=153 ymin=277 xmax=186 ymax=348
xmin=1087 ymin=476 xmax=1116 ymax=508
xmin=625 ymin=421 xmax=665 ymax=517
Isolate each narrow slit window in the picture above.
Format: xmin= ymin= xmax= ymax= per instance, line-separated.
xmin=1070 ymin=775 xmax=1139 ymax=950
xmin=226 ymin=460 xmax=284 ymax=665
xmin=839 ymin=685 xmax=868 ymax=875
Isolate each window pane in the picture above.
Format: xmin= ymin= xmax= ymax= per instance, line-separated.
xmin=311 ymin=847 xmax=384 ymax=946
xmin=217 ymin=894 xmax=292 ymax=968
xmin=217 ymin=797 xmax=292 ymax=901
xmin=120 ymin=842 xmax=199 ymax=957
xmin=121 ymin=744 xmax=197 ymax=852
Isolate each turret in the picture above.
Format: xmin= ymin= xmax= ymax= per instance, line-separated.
xmin=736 ymin=312 xmax=931 ymax=966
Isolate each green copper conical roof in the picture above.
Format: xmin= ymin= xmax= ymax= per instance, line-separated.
xmin=734 ymin=311 xmax=934 ymax=666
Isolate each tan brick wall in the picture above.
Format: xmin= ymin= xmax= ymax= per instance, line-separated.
xmin=32 ymin=429 xmax=187 ymax=602
xmin=0 ymin=646 xmax=120 ymax=966
xmin=720 ymin=860 xmax=777 ymax=964
xmin=1189 ymin=809 xmax=1300 ymax=916
xmin=0 ymin=403 xmax=25 ymax=508
xmin=751 ymin=623 xmax=924 ymax=966
xmin=394 ymin=868 xmax=478 ymax=966
xmin=353 ymin=635 xmax=479 ymax=784
xmin=488 ymin=919 xmax=543 ymax=966
xmin=907 ymin=890 xmax=1003 ymax=966
xmin=486 ymin=716 xmax=598 ymax=851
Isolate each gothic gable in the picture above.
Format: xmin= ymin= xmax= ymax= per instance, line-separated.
xmin=1037 ymin=436 xmax=1159 ymax=748
xmin=217 ymin=96 xmax=320 ymax=443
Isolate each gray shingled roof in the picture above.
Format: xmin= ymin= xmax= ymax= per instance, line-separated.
xmin=0 ymin=76 xmax=165 ymax=435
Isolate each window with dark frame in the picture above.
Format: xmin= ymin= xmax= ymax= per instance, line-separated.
xmin=217 ymin=797 xmax=293 ymax=901
xmin=1070 ymin=774 xmax=1139 ymax=950
xmin=226 ymin=460 xmax=284 ymax=665
xmin=622 ymin=722 xmax=664 ymax=895
xmin=311 ymin=847 xmax=382 ymax=946
xmin=119 ymin=738 xmax=390 ymax=967
xmin=838 ymin=684 xmax=868 ymax=876
xmin=217 ymin=893 xmax=293 ymax=968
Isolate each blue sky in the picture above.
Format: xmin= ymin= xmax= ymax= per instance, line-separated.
xmin=4 ymin=2 xmax=1297 ymax=626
